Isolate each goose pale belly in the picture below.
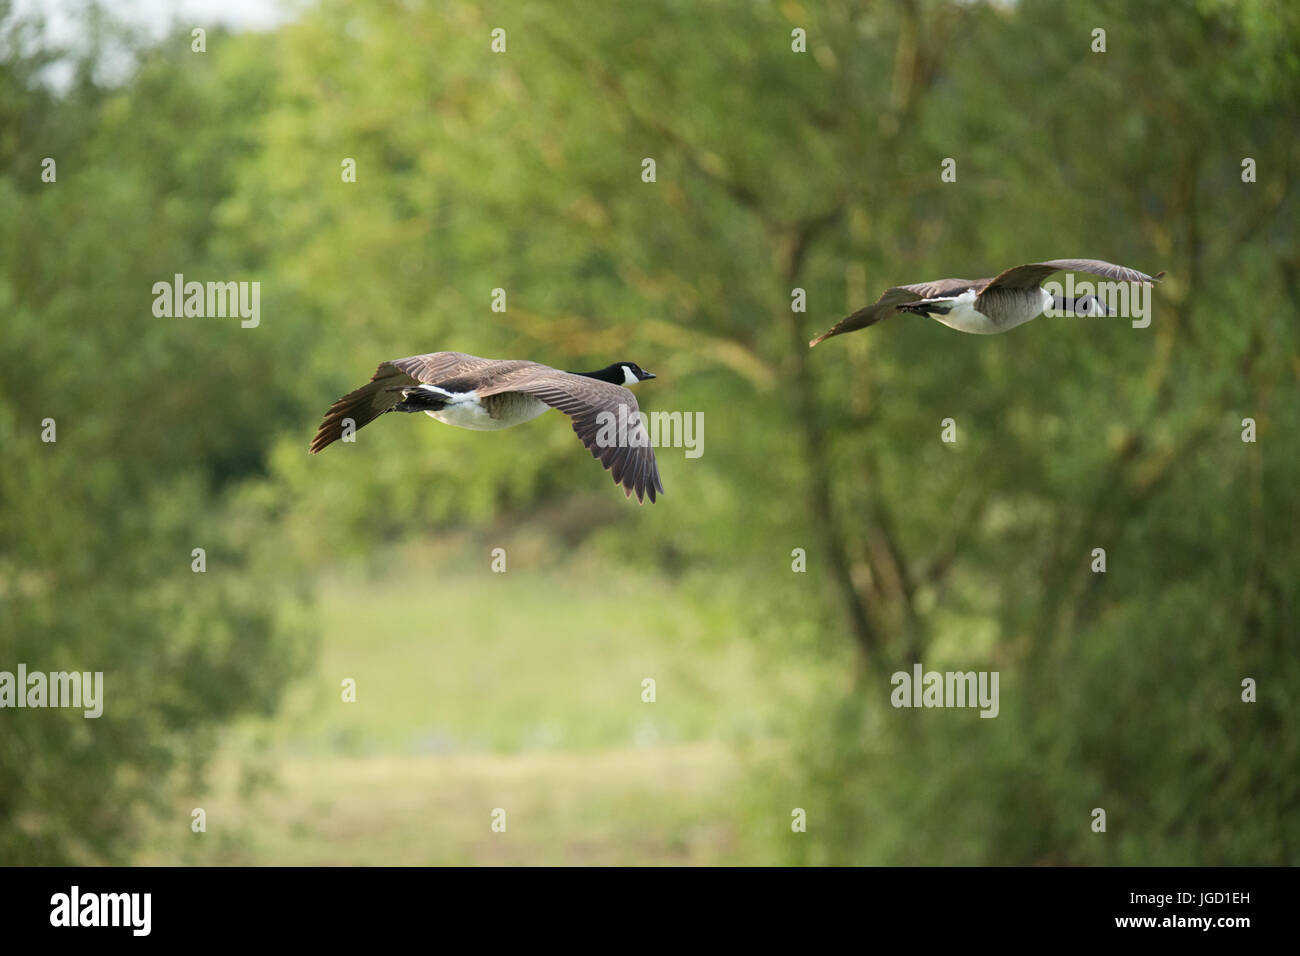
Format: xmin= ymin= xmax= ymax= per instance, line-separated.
xmin=428 ymin=391 xmax=550 ymax=431
xmin=932 ymin=288 xmax=1052 ymax=335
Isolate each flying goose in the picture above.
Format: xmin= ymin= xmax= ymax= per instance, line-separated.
xmin=808 ymin=258 xmax=1165 ymax=346
xmin=309 ymin=352 xmax=664 ymax=503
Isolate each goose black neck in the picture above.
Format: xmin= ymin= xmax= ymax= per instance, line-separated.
xmin=571 ymin=364 xmax=623 ymax=384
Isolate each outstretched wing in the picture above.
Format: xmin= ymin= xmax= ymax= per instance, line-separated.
xmin=809 ymin=278 xmax=981 ymax=347
xmin=308 ymin=351 xmax=488 ymax=453
xmin=981 ymin=259 xmax=1165 ymax=293
xmin=480 ymin=371 xmax=664 ymax=504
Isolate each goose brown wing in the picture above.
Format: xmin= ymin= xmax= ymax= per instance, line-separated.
xmin=981 ymin=259 xmax=1165 ymax=293
xmin=809 ymin=278 xmax=982 ymax=347
xmin=480 ymin=371 xmax=663 ymax=503
xmin=309 ymin=351 xmax=491 ymax=453
xmin=386 ymin=351 xmax=510 ymax=384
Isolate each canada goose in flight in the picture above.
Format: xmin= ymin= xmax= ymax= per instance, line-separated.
xmin=809 ymin=258 xmax=1165 ymax=346
xmin=309 ymin=352 xmax=664 ymax=503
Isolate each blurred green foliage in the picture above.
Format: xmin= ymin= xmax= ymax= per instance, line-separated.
xmin=1 ymin=0 xmax=1297 ymax=864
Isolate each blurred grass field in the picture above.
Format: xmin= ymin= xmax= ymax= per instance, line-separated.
xmin=136 ymin=540 xmax=819 ymax=865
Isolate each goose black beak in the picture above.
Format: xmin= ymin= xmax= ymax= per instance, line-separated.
xmin=641 ymin=371 xmax=656 ymax=380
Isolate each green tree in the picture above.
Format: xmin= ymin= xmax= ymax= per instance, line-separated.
xmin=0 ymin=15 xmax=309 ymax=863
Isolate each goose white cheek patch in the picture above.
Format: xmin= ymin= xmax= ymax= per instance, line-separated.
xmin=1042 ymin=277 xmax=1154 ymax=328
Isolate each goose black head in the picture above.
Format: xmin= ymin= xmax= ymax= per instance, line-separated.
xmin=577 ymin=362 xmax=656 ymax=386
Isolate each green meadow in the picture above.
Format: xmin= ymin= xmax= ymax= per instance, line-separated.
xmin=136 ymin=544 xmax=819 ymax=865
